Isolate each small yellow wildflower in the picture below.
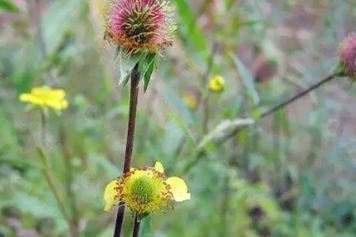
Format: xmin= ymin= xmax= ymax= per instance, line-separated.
xmin=104 ymin=162 xmax=191 ymax=215
xmin=19 ymin=86 xmax=68 ymax=110
xmin=209 ymin=75 xmax=226 ymax=93
xmin=183 ymin=95 xmax=197 ymax=109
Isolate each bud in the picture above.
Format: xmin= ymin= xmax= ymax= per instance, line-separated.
xmin=104 ymin=0 xmax=176 ymax=57
xmin=183 ymin=94 xmax=197 ymax=109
xmin=209 ymin=75 xmax=226 ymax=93
xmin=339 ymin=33 xmax=356 ymax=80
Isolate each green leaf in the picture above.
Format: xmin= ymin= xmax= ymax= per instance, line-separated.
xmin=143 ymin=54 xmax=157 ymax=92
xmin=167 ymin=112 xmax=196 ymax=147
xmin=197 ymin=118 xmax=255 ymax=152
xmin=174 ymin=0 xmax=208 ymax=54
xmin=89 ymin=153 xmax=120 ymax=177
xmin=36 ymin=145 xmax=48 ymax=168
xmin=0 ymin=0 xmax=19 ymax=13
xmin=229 ymin=53 xmax=260 ymax=105
xmin=118 ymin=50 xmax=143 ymax=86
xmin=138 ymin=215 xmax=151 ymax=237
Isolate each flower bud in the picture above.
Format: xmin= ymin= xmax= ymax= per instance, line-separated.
xmin=104 ymin=0 xmax=176 ymax=57
xmin=339 ymin=33 xmax=356 ymax=80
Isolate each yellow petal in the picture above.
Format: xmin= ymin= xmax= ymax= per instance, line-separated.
xmin=167 ymin=177 xmax=191 ymax=202
xmin=154 ymin=162 xmax=164 ymax=173
xmin=104 ymin=203 xmax=113 ymax=212
xmin=103 ymin=180 xmax=119 ymax=212
xmin=61 ymin=100 xmax=68 ymax=109
xmin=19 ymin=94 xmax=34 ymax=102
xmin=53 ymin=89 xmax=66 ymax=99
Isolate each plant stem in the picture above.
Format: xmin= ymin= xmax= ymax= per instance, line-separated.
xmin=34 ymin=0 xmax=47 ymax=60
xmin=114 ymin=63 xmax=140 ymax=237
xmin=39 ymin=111 xmax=78 ymax=237
xmin=202 ymin=91 xmax=210 ymax=135
xmin=132 ymin=215 xmax=141 ymax=237
xmin=60 ymin=125 xmax=79 ymax=235
xmin=200 ymin=43 xmax=218 ymax=135
xmin=259 ymin=74 xmax=335 ymax=119
xmin=43 ymin=172 xmax=79 ymax=237
xmin=183 ymin=73 xmax=336 ymax=173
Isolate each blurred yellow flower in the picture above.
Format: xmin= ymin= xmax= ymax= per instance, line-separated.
xmin=209 ymin=75 xmax=226 ymax=93
xmin=104 ymin=162 xmax=190 ymax=214
xmin=19 ymin=86 xmax=68 ymax=110
xmin=183 ymin=95 xmax=197 ymax=109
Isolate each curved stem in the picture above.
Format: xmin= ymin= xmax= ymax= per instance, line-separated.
xmin=183 ymin=73 xmax=337 ymax=173
xmin=132 ymin=215 xmax=141 ymax=237
xmin=113 ymin=63 xmax=140 ymax=237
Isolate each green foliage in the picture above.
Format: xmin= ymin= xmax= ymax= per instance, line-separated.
xmin=1 ymin=0 xmax=356 ymax=237
xmin=0 ymin=0 xmax=19 ymax=13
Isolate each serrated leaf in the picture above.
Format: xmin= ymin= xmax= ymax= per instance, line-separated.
xmin=230 ymin=53 xmax=260 ymax=105
xmin=0 ymin=0 xmax=19 ymax=13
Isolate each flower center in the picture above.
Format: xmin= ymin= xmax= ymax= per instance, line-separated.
xmin=130 ymin=175 xmax=156 ymax=204
xmin=124 ymin=8 xmax=155 ymax=44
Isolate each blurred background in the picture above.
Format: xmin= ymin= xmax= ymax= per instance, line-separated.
xmin=1 ymin=0 xmax=356 ymax=236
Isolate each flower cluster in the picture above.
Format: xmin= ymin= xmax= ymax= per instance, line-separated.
xmin=209 ymin=76 xmax=226 ymax=93
xmin=339 ymin=33 xmax=356 ymax=81
xmin=19 ymin=86 xmax=68 ymax=111
xmin=104 ymin=162 xmax=190 ymax=215
xmin=104 ymin=0 xmax=176 ymax=57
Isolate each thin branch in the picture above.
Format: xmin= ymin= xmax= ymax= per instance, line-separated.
xmin=202 ymin=42 xmax=218 ymax=135
xmin=183 ymin=73 xmax=337 ymax=173
xmin=60 ymin=125 xmax=80 ymax=236
xmin=114 ymin=63 xmax=140 ymax=237
xmin=259 ymin=74 xmax=335 ymax=119
xmin=43 ymin=172 xmax=78 ymax=237
xmin=34 ymin=0 xmax=47 ymax=59
xmin=40 ymin=112 xmax=78 ymax=237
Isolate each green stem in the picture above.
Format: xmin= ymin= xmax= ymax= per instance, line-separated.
xmin=60 ymin=125 xmax=79 ymax=234
xmin=39 ymin=111 xmax=78 ymax=237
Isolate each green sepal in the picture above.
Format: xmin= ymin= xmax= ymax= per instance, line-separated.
xmin=136 ymin=52 xmax=158 ymax=91
xmin=137 ymin=212 xmax=151 ymax=222
xmin=143 ymin=53 xmax=157 ymax=92
xmin=138 ymin=214 xmax=151 ymax=237
xmin=117 ymin=48 xmax=144 ymax=86
xmin=117 ymin=49 xmax=158 ymax=90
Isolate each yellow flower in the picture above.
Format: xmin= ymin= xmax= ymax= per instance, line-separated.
xmin=104 ymin=162 xmax=191 ymax=215
xmin=208 ymin=75 xmax=226 ymax=93
xmin=19 ymin=86 xmax=68 ymax=110
xmin=183 ymin=95 xmax=197 ymax=109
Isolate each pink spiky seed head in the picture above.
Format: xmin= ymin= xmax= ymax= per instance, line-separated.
xmin=339 ymin=33 xmax=356 ymax=81
xmin=104 ymin=0 xmax=176 ymax=57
